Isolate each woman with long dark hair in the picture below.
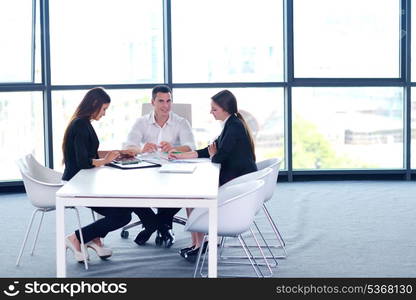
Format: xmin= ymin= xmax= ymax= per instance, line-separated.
xmin=169 ymin=89 xmax=257 ymax=261
xmin=62 ymin=87 xmax=132 ymax=262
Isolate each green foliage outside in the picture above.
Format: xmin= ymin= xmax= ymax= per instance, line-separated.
xmin=260 ymin=115 xmax=376 ymax=169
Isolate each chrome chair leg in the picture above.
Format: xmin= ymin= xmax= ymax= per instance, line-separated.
xmin=253 ymin=221 xmax=279 ymax=265
xmin=16 ymin=208 xmax=41 ymax=266
xmin=197 ymin=234 xmax=264 ymax=278
xmin=218 ymin=236 xmax=226 ymax=258
xmin=194 ymin=235 xmax=208 ymax=278
xmin=73 ymin=207 xmax=88 ymax=270
xmin=218 ymin=225 xmax=279 ymax=272
xmin=263 ymin=204 xmax=287 ymax=250
xmin=239 ymin=235 xmax=263 ymax=278
xmin=220 ymin=206 xmax=288 ymax=259
xmin=248 ymin=226 xmax=273 ymax=276
xmin=30 ymin=210 xmax=46 ymax=255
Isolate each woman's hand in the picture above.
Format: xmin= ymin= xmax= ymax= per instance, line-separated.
xmin=208 ymin=142 xmax=217 ymax=158
xmin=94 ymin=150 xmax=120 ymax=167
xmin=120 ymin=149 xmax=137 ymax=157
xmin=104 ymin=150 xmax=120 ymax=164
xmin=168 ymin=150 xmax=197 ymax=160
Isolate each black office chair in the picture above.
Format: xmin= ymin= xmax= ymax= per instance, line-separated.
xmin=120 ymin=103 xmax=192 ymax=238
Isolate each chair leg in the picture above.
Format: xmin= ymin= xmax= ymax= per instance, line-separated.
xmin=72 ymin=207 xmax=89 ymax=270
xmin=218 ymin=236 xmax=226 ymax=259
xmin=193 ymin=235 xmax=208 ymax=278
xmin=30 ymin=210 xmax=46 ymax=255
xmin=263 ymin=204 xmax=288 ymax=257
xmin=121 ymin=220 xmax=143 ymax=232
xmin=219 ymin=227 xmax=278 ymax=270
xmin=253 ymin=221 xmax=279 ymax=265
xmin=248 ymin=226 xmax=273 ymax=276
xmin=219 ymin=209 xmax=287 ymax=259
xmin=172 ymin=216 xmax=187 ymax=225
xmin=238 ymin=235 xmax=262 ymax=278
xmin=16 ymin=208 xmax=41 ymax=266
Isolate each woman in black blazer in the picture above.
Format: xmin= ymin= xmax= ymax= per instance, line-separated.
xmin=169 ymin=89 xmax=257 ymax=261
xmin=62 ymin=87 xmax=132 ymax=262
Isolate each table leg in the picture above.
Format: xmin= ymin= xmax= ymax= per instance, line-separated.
xmin=208 ymin=203 xmax=218 ymax=278
xmin=56 ymin=197 xmax=66 ymax=277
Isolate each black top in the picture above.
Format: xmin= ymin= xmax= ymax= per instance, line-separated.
xmin=197 ymin=114 xmax=257 ymax=186
xmin=62 ymin=118 xmax=99 ymax=181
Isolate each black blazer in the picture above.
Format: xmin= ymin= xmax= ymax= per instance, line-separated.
xmin=197 ymin=114 xmax=257 ymax=186
xmin=62 ymin=118 xmax=99 ymax=181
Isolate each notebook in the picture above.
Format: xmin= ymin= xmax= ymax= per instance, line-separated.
xmin=158 ymin=163 xmax=197 ymax=173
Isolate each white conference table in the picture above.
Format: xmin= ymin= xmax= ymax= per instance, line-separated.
xmin=56 ymin=161 xmax=220 ymax=277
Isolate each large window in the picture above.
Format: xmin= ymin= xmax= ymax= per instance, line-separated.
xmin=412 ymin=1 xmax=416 ymax=81
xmin=0 ymin=0 xmax=41 ymax=83
xmin=3 ymin=1 xmax=416 ymax=185
xmin=294 ymin=0 xmax=400 ymax=78
xmin=52 ymin=89 xmax=151 ymax=170
xmin=410 ymin=88 xmax=416 ymax=168
xmin=292 ymin=87 xmax=403 ymax=169
xmin=171 ymin=0 xmax=284 ymax=83
xmin=173 ymin=88 xmax=285 ymax=165
xmin=0 ymin=92 xmax=44 ymax=181
xmin=49 ymin=0 xmax=164 ymax=84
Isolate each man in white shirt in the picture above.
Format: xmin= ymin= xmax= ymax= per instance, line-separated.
xmin=123 ymin=88 xmax=195 ymax=155
xmin=123 ymin=85 xmax=196 ymax=248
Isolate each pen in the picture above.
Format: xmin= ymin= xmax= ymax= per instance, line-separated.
xmin=163 ymin=151 xmax=182 ymax=154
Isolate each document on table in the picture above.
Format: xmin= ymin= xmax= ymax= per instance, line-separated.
xmin=170 ymin=158 xmax=211 ymax=163
xmin=158 ymin=163 xmax=197 ymax=173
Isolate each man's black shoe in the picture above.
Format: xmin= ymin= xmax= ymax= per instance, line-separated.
xmin=155 ymin=226 xmax=175 ymax=248
xmin=162 ymin=229 xmax=175 ymax=248
xmin=134 ymin=228 xmax=155 ymax=246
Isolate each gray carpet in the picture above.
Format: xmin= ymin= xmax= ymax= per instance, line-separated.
xmin=1 ymin=181 xmax=415 ymax=277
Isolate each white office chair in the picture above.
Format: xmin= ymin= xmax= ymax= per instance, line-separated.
xmin=217 ymin=168 xmax=281 ymax=268
xmin=120 ymin=103 xmax=192 ymax=238
xmin=220 ymin=158 xmax=287 ymax=260
xmin=15 ymin=154 xmax=89 ymax=269
xmin=185 ymin=180 xmax=267 ymax=278
xmin=256 ymin=158 xmax=286 ymax=249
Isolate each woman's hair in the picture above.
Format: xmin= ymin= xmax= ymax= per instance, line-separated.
xmin=62 ymin=87 xmax=111 ymax=163
xmin=211 ymin=89 xmax=256 ymax=160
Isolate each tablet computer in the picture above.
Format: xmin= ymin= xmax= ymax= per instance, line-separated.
xmin=107 ymin=159 xmax=161 ymax=169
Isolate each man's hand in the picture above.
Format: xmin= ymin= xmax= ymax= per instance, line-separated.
xmin=142 ymin=143 xmax=158 ymax=153
xmin=159 ymin=141 xmax=174 ymax=152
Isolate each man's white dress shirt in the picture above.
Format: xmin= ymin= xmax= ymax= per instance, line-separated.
xmin=123 ymin=111 xmax=196 ymax=150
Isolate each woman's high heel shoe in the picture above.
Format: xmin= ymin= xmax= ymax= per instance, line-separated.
xmin=86 ymin=241 xmax=112 ymax=259
xmin=65 ymin=236 xmax=89 ymax=263
xmin=179 ymin=245 xmax=195 ymax=255
xmin=181 ymin=241 xmax=208 ymax=262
